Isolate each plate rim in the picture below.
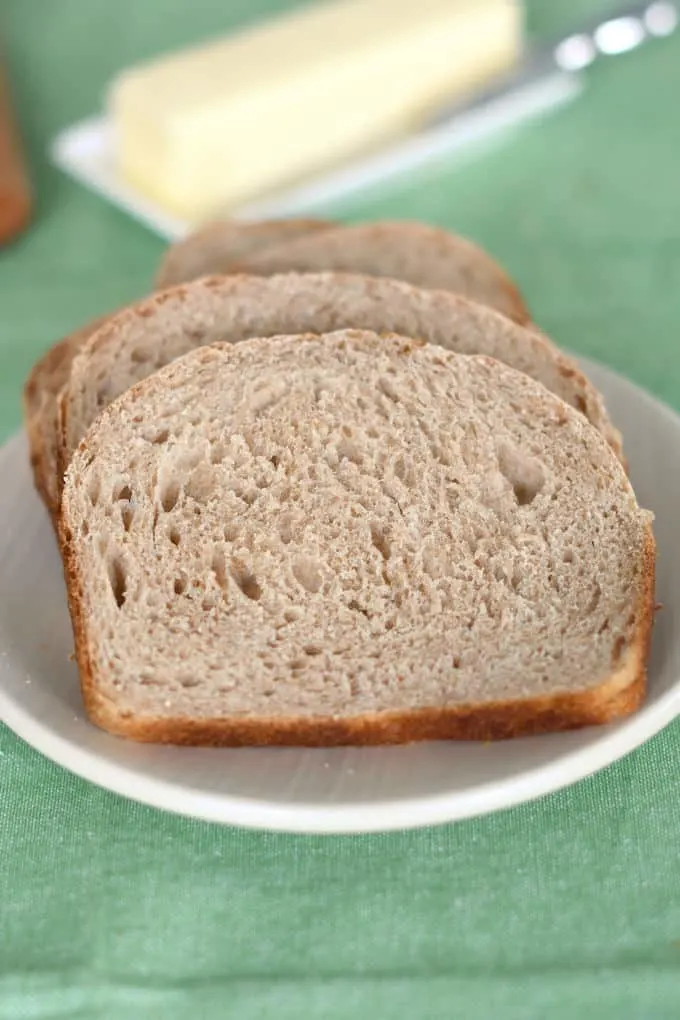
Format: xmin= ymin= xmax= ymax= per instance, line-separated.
xmin=2 ymin=669 xmax=680 ymax=833
xmin=1 ymin=356 xmax=679 ymax=833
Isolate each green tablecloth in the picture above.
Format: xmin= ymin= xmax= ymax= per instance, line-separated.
xmin=2 ymin=2 xmax=680 ymax=1017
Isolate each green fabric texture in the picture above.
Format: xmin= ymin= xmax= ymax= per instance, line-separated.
xmin=2 ymin=1 xmax=680 ymax=1017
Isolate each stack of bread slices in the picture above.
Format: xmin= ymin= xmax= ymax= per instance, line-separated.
xmin=23 ymin=219 xmax=655 ymax=747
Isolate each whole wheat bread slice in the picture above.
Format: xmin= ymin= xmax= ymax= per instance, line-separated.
xmin=60 ymin=330 xmax=654 ymax=746
xmin=60 ymin=273 xmax=621 ymax=486
xmin=24 ymin=219 xmax=331 ymax=519
xmin=155 ymin=217 xmax=333 ymax=288
xmin=23 ymin=315 xmax=109 ymax=518
xmin=224 ymin=221 xmax=530 ymax=324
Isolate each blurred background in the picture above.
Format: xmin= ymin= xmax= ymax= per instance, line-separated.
xmin=2 ymin=0 xmax=680 ymax=426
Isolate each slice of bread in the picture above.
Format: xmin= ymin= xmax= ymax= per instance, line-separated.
xmin=59 ymin=273 xmax=621 ymax=485
xmin=23 ymin=315 xmax=109 ymax=518
xmin=225 ymin=221 xmax=530 ymax=324
xmin=60 ymin=330 xmax=654 ymax=746
xmin=24 ymin=219 xmax=331 ymax=518
xmin=155 ymin=217 xmax=333 ymax=288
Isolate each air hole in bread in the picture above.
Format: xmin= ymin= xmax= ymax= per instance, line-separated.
xmin=336 ymin=434 xmax=362 ymax=464
xmin=147 ymin=427 xmax=169 ymax=445
xmin=586 ymin=584 xmax=601 ymax=615
xmin=185 ymin=464 xmax=217 ymax=504
xmin=304 ymin=645 xmax=323 ymax=657
xmin=115 ymin=483 xmax=132 ymax=502
xmin=210 ymin=443 xmax=228 ymax=465
xmin=393 ymin=457 xmax=407 ymax=483
xmin=283 ymin=608 xmax=301 ymax=624
xmin=378 ymin=376 xmax=399 ymax=403
xmin=291 ymin=659 xmax=307 ymax=672
xmin=563 ymin=549 xmax=574 ymax=563
xmin=292 ymin=555 xmax=322 ymax=594
xmin=230 ymin=559 xmax=262 ymax=601
xmin=81 ymin=521 xmax=89 ymax=537
xmin=121 ymin=502 xmax=135 ymax=533
xmin=160 ymin=479 xmax=181 ymax=513
xmin=223 ymin=522 xmax=239 ymax=543
xmin=433 ymin=445 xmax=452 ymax=467
xmin=131 ymin=347 xmax=152 ymax=364
xmin=169 ymin=526 xmax=181 ymax=547
xmin=107 ymin=556 xmax=127 ymax=609
xmin=235 ymin=487 xmax=258 ymax=506
xmin=497 ymin=441 xmax=545 ymax=507
xmin=250 ymin=379 xmax=286 ymax=415
xmin=279 ymin=515 xmax=293 ymax=545
xmin=96 ymin=384 xmax=112 ymax=408
xmin=348 ymin=599 xmax=369 ymax=618
xmin=370 ymin=522 xmax=391 ymax=561
xmin=212 ymin=548 xmax=228 ymax=592
xmin=174 ymin=574 xmax=187 ymax=595
xmin=179 ymin=676 xmax=199 ymax=688
xmin=243 ymin=377 xmax=286 ymax=418
xmin=88 ymin=475 xmax=101 ymax=507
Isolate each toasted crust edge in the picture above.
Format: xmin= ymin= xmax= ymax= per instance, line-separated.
xmin=23 ymin=317 xmax=111 ymax=521
xmin=60 ymin=503 xmax=655 ymax=745
xmin=23 ymin=335 xmax=77 ymax=515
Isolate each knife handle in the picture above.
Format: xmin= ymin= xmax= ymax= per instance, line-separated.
xmin=0 ymin=63 xmax=31 ymax=245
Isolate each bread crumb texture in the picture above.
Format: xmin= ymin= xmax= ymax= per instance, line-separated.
xmin=61 ymin=330 xmax=654 ymax=743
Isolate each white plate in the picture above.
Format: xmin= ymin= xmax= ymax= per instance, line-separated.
xmin=1 ymin=358 xmax=678 ymax=833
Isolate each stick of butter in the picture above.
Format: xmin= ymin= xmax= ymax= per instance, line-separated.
xmin=108 ymin=0 xmax=522 ymax=222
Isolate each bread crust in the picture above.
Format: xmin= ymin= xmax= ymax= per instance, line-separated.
xmin=23 ymin=318 xmax=110 ymax=521
xmin=60 ymin=477 xmax=655 ymax=746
